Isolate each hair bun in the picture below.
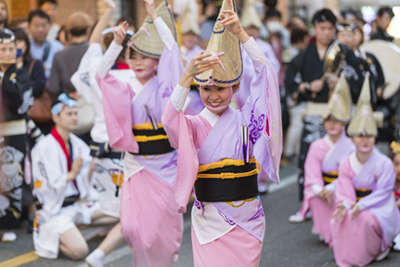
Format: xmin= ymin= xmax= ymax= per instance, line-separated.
xmin=264 ymin=0 xmax=277 ymax=8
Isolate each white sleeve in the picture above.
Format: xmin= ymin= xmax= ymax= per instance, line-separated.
xmin=312 ymin=184 xmax=323 ymax=196
xmin=242 ymin=37 xmax=267 ymax=65
xmin=325 ymin=181 xmax=336 ymax=192
xmin=97 ymin=41 xmax=123 ymax=79
xmin=170 ymin=83 xmax=190 ymax=112
xmin=154 ymin=17 xmax=175 ymax=52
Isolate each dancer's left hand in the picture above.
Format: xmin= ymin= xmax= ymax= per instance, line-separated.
xmin=144 ymin=0 xmax=157 ymax=20
xmin=333 ymin=203 xmax=347 ymax=222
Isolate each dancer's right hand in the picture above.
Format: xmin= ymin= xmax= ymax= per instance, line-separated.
xmin=179 ymin=52 xmax=219 ymax=88
xmin=113 ymin=21 xmax=129 ymax=45
xmin=333 ymin=203 xmax=347 ymax=222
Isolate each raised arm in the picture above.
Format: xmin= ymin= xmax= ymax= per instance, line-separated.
xmin=90 ymin=0 xmax=115 ymax=45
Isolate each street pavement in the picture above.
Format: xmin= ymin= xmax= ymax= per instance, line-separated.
xmin=1 ymin=164 xmax=400 ymax=267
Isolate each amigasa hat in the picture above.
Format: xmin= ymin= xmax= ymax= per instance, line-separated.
xmin=322 ymin=73 xmax=352 ymax=123
xmin=130 ymin=0 xmax=177 ymax=59
xmin=194 ymin=0 xmax=243 ymax=87
xmin=347 ymin=74 xmax=377 ymax=137
xmin=240 ymin=0 xmax=263 ymax=29
xmin=179 ymin=3 xmax=201 ymax=36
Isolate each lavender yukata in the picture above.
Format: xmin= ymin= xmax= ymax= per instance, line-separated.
xmin=330 ymin=149 xmax=400 ymax=267
xmin=96 ymin=17 xmax=183 ymax=267
xmin=297 ymin=133 xmax=355 ymax=243
xmin=163 ymin=37 xmax=282 ymax=266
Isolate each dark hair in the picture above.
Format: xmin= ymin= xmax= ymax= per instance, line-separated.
xmin=103 ymin=33 xmax=131 ymax=63
xmin=12 ymin=28 xmax=32 ymax=66
xmin=377 ymin=6 xmax=394 ymax=18
xmin=117 ymin=16 xmax=134 ymax=27
xmin=265 ymin=8 xmax=281 ymax=20
xmin=312 ymin=8 xmax=337 ymax=26
xmin=9 ymin=17 xmax=28 ymax=29
xmin=287 ymin=15 xmax=307 ymax=30
xmin=56 ymin=25 xmax=68 ymax=44
xmin=291 ymin=28 xmax=308 ymax=44
xmin=28 ymin=9 xmax=51 ymax=24
xmin=0 ymin=0 xmax=9 ymax=28
xmin=70 ymin=28 xmax=87 ymax=37
xmin=39 ymin=0 xmax=58 ymax=7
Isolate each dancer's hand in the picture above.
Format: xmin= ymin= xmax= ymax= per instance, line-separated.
xmin=113 ymin=21 xmax=129 ymax=45
xmin=103 ymin=0 xmax=116 ymax=9
xmin=220 ymin=0 xmax=250 ymax=44
xmin=350 ymin=203 xmax=360 ymax=220
xmin=144 ymin=0 xmax=157 ymax=20
xmin=179 ymin=52 xmax=219 ymax=88
xmin=333 ymin=203 xmax=347 ymax=222
xmin=324 ymin=190 xmax=334 ymax=205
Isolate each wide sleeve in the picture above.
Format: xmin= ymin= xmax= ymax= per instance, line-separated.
xmin=31 ymin=143 xmax=68 ymax=216
xmin=71 ymin=43 xmax=103 ymax=102
xmin=304 ymin=141 xmax=325 ymax=194
xmin=97 ymin=41 xmax=122 ymax=80
xmin=357 ymin=158 xmax=396 ymax=211
xmin=30 ymin=60 xmax=46 ymax=98
xmin=335 ymin=158 xmax=357 ymax=207
xmin=262 ymin=42 xmax=280 ymax=76
xmin=241 ymin=37 xmax=282 ymax=185
xmin=162 ymin=85 xmax=199 ymax=213
xmin=95 ymin=72 xmax=138 ymax=153
xmin=154 ymin=17 xmax=183 ymax=100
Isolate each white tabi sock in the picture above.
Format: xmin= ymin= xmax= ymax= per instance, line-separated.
xmin=86 ymin=249 xmax=105 ymax=267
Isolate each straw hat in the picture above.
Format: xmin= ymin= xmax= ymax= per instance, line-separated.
xmin=240 ymin=0 xmax=263 ymax=29
xmin=130 ymin=0 xmax=177 ymax=59
xmin=347 ymin=74 xmax=377 ymax=137
xmin=66 ymin=11 xmax=93 ymax=32
xmin=194 ymin=0 xmax=243 ymax=87
xmin=322 ymin=73 xmax=352 ymax=123
xmin=179 ymin=3 xmax=201 ymax=36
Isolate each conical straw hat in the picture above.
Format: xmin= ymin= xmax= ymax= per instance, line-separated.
xmin=194 ymin=0 xmax=243 ymax=87
xmin=322 ymin=73 xmax=352 ymax=123
xmin=240 ymin=0 xmax=263 ymax=29
xmin=130 ymin=0 xmax=177 ymax=59
xmin=347 ymin=74 xmax=377 ymax=136
xmin=179 ymin=3 xmax=201 ymax=36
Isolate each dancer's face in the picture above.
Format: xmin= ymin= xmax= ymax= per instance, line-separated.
xmin=351 ymin=135 xmax=375 ymax=153
xmin=130 ymin=52 xmax=158 ymax=82
xmin=323 ymin=116 xmax=344 ymax=136
xmin=182 ymin=32 xmax=199 ymax=50
xmin=199 ymin=84 xmax=239 ymax=115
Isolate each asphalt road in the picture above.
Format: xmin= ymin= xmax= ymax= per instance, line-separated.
xmin=1 ymin=164 xmax=399 ymax=267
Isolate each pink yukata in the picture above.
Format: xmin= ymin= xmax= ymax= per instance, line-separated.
xmin=96 ymin=17 xmax=183 ymax=267
xmin=162 ymin=37 xmax=282 ymax=267
xmin=330 ymin=149 xmax=400 ymax=267
xmin=297 ymin=133 xmax=355 ymax=243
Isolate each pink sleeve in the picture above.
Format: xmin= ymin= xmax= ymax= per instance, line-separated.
xmin=304 ymin=141 xmax=325 ymax=191
xmin=335 ymin=158 xmax=357 ymax=205
xmin=96 ymin=73 xmax=139 ymax=153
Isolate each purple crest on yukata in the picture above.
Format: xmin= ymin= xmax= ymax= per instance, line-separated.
xmin=162 ymin=85 xmax=173 ymax=98
xmin=194 ymin=199 xmax=201 ymax=209
xmin=160 ymin=152 xmax=178 ymax=170
xmin=194 ymin=199 xmax=207 ymax=220
xmin=247 ymin=199 xmax=264 ymax=223
xmin=218 ymin=209 xmax=235 ymax=226
xmin=248 ymin=97 xmax=265 ymax=144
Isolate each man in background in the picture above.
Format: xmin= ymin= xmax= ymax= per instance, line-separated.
xmin=371 ymin=6 xmax=395 ymax=42
xmin=39 ymin=0 xmax=60 ymax=41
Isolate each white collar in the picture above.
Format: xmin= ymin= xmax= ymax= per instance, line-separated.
xmin=199 ymin=108 xmax=220 ymax=127
xmin=349 ymin=152 xmax=363 ymax=175
xmin=323 ymin=134 xmax=335 ymax=148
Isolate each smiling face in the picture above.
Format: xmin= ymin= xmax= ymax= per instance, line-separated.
xmin=199 ymin=84 xmax=239 ymax=115
xmin=323 ymin=116 xmax=344 ymax=136
xmin=351 ymin=135 xmax=375 ymax=153
xmin=130 ymin=51 xmax=158 ymax=82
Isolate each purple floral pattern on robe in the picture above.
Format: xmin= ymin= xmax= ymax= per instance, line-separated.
xmin=247 ymin=199 xmax=264 ymax=223
xmin=218 ymin=209 xmax=236 ymax=226
xmin=248 ymin=97 xmax=265 ymax=144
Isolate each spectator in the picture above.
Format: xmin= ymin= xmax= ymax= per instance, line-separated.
xmin=28 ymin=9 xmax=64 ymax=83
xmin=286 ymin=28 xmax=309 ymax=60
xmin=371 ymin=6 xmax=395 ymax=42
xmin=370 ymin=19 xmax=378 ymax=36
xmin=13 ymin=28 xmax=46 ymax=99
xmin=56 ymin=25 xmax=69 ymax=47
xmin=9 ymin=18 xmax=29 ymax=34
xmin=49 ymin=11 xmax=92 ymax=99
xmin=287 ymin=15 xmax=308 ymax=32
xmin=198 ymin=0 xmax=221 ymax=43
xmin=0 ymin=0 xmax=7 ymax=30
xmin=39 ymin=0 xmax=60 ymax=41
